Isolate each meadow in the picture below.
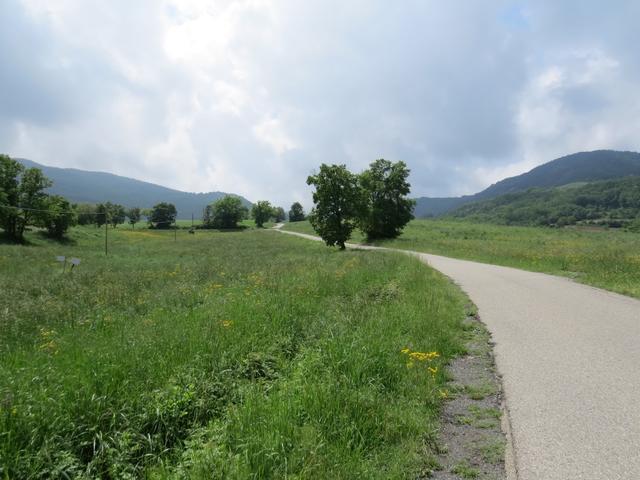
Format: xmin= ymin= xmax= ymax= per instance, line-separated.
xmin=0 ymin=225 xmax=468 ymax=478
xmin=149 ymin=219 xmax=273 ymax=229
xmin=285 ymin=219 xmax=640 ymax=298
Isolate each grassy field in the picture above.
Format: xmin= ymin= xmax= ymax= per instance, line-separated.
xmin=285 ymin=219 xmax=640 ymax=298
xmin=0 ymin=226 xmax=468 ymax=478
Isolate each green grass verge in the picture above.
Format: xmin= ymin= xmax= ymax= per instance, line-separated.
xmin=0 ymin=226 xmax=466 ymax=478
xmin=284 ymin=219 xmax=640 ymax=298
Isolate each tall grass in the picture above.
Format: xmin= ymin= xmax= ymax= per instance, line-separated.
xmin=0 ymin=226 xmax=467 ymax=478
xmin=285 ymin=219 xmax=640 ymax=298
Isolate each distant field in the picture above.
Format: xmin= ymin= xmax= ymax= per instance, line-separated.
xmin=0 ymin=226 xmax=466 ymax=478
xmin=126 ymin=218 xmax=272 ymax=229
xmin=285 ymin=219 xmax=640 ymax=298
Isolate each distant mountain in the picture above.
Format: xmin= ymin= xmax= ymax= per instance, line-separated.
xmin=449 ymin=176 xmax=640 ymax=228
xmin=414 ymin=150 xmax=640 ymax=217
xmin=16 ymin=158 xmax=252 ymax=219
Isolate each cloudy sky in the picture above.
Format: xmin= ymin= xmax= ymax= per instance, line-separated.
xmin=2 ymin=0 xmax=639 ymax=206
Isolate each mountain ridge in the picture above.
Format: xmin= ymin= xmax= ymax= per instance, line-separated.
xmin=449 ymin=175 xmax=640 ymax=228
xmin=15 ymin=158 xmax=252 ymax=219
xmin=414 ymin=150 xmax=640 ymax=217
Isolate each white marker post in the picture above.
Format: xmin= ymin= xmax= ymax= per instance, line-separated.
xmin=70 ymin=258 xmax=81 ymax=272
xmin=56 ymin=255 xmax=67 ymax=273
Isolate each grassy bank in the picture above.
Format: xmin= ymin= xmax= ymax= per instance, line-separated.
xmin=285 ymin=219 xmax=640 ymax=298
xmin=1 ymin=226 xmax=467 ymax=478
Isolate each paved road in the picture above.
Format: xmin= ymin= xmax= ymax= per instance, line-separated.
xmin=274 ymin=226 xmax=640 ymax=480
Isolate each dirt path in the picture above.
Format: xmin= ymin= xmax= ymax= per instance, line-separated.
xmin=274 ymin=225 xmax=640 ymax=480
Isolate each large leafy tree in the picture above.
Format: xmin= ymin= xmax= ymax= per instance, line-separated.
xmin=288 ymin=202 xmax=305 ymax=222
xmin=149 ymin=202 xmax=177 ymax=229
xmin=76 ymin=203 xmax=97 ymax=225
xmin=203 ymin=195 xmax=247 ymax=229
xmin=307 ymin=164 xmax=362 ymax=250
xmin=110 ymin=203 xmax=126 ymax=228
xmin=358 ymin=159 xmax=415 ymax=240
xmin=251 ymin=200 xmax=273 ymax=228
xmin=0 ymin=154 xmax=52 ymax=240
xmin=127 ymin=207 xmax=141 ymax=228
xmin=273 ymin=206 xmax=286 ymax=223
xmin=0 ymin=155 xmax=22 ymax=237
xmin=95 ymin=203 xmax=108 ymax=227
xmin=38 ymin=196 xmax=77 ymax=239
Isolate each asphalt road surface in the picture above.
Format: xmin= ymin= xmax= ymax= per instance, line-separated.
xmin=275 ymin=226 xmax=640 ymax=480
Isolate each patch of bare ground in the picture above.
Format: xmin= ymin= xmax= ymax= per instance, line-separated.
xmin=425 ymin=306 xmax=508 ymax=480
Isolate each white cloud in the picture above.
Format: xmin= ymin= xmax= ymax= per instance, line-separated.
xmin=2 ymin=0 xmax=640 ymax=209
xmin=252 ymin=117 xmax=296 ymax=155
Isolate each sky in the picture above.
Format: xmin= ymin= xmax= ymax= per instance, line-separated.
xmin=2 ymin=0 xmax=639 ymax=207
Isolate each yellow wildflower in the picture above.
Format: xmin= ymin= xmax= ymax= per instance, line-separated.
xmin=409 ymin=351 xmax=439 ymax=362
xmin=428 ymin=366 xmax=438 ymax=375
xmin=221 ymin=320 xmax=233 ymax=328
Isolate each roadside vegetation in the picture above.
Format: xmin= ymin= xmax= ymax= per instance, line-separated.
xmin=285 ymin=219 xmax=640 ymax=298
xmin=0 ymin=226 xmax=468 ymax=478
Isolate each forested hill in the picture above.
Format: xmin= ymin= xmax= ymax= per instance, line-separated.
xmin=16 ymin=158 xmax=252 ymax=219
xmin=414 ymin=150 xmax=640 ymax=217
xmin=448 ymin=176 xmax=640 ymax=228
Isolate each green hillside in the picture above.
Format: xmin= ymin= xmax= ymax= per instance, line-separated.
xmin=414 ymin=150 xmax=640 ymax=217
xmin=449 ymin=176 xmax=640 ymax=228
xmin=16 ymin=158 xmax=252 ymax=219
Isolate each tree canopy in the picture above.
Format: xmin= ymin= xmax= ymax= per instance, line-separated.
xmin=203 ymin=195 xmax=247 ymax=229
xmin=0 ymin=154 xmax=54 ymax=240
xmin=306 ymin=160 xmax=415 ymax=248
xmin=110 ymin=203 xmax=126 ymax=228
xmin=127 ymin=207 xmax=141 ymax=228
xmin=307 ymin=164 xmax=362 ymax=249
xmin=358 ymin=159 xmax=414 ymax=240
xmin=38 ymin=196 xmax=77 ymax=239
xmin=149 ymin=202 xmax=177 ymax=229
xmin=273 ymin=206 xmax=286 ymax=223
xmin=288 ymin=202 xmax=305 ymax=222
xmin=251 ymin=201 xmax=274 ymax=228
xmin=76 ymin=203 xmax=97 ymax=225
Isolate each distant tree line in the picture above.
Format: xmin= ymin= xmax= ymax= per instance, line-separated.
xmin=449 ymin=176 xmax=640 ymax=229
xmin=306 ymin=159 xmax=415 ymax=249
xmin=200 ymin=195 xmax=298 ymax=229
xmin=0 ymin=154 xmax=187 ymax=241
xmin=76 ymin=202 xmax=176 ymax=229
xmin=2 ymin=152 xmax=312 ymax=241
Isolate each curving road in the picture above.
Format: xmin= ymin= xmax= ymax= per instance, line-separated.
xmin=274 ymin=225 xmax=640 ymax=480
